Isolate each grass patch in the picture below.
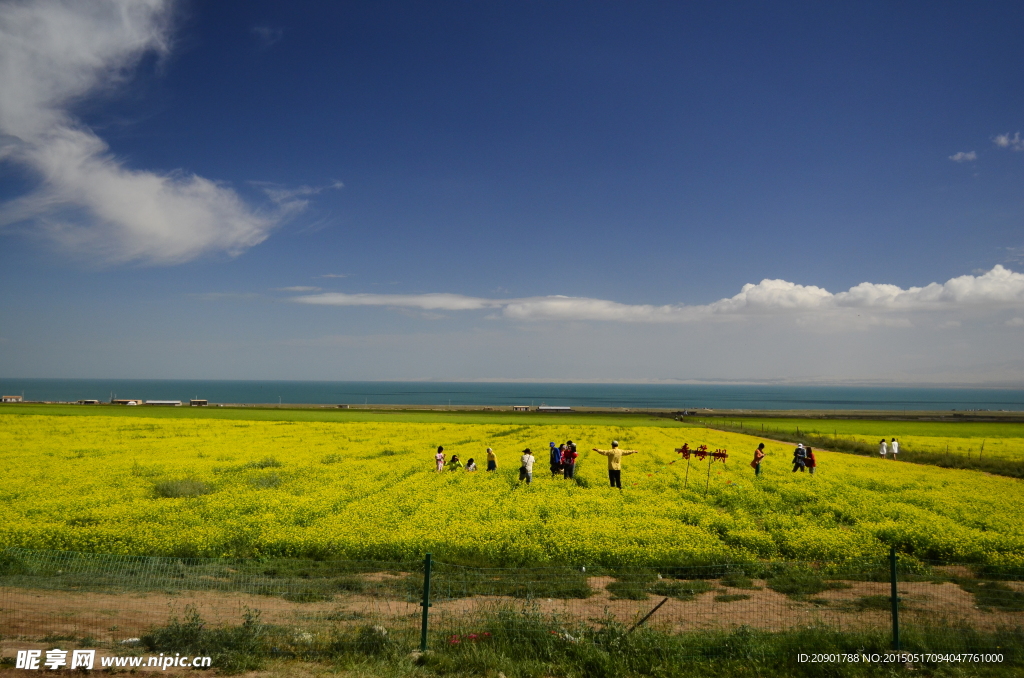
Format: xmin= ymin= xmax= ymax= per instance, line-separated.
xmin=252 ymin=472 xmax=283 ymax=489
xmin=852 ymin=594 xmax=894 ymax=611
xmin=244 ymin=456 xmax=282 ymax=469
xmin=957 ymin=579 xmax=1024 ymax=611
xmin=429 ymin=567 xmax=593 ymax=600
xmin=282 ymin=588 xmax=334 ymax=603
xmin=153 ymin=478 xmax=213 ymax=498
xmin=766 ymin=568 xmax=850 ymax=599
xmin=719 ymin=571 xmax=761 ymax=589
xmin=607 ymin=572 xmax=715 ymax=601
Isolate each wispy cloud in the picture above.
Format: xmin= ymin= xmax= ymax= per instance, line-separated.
xmin=252 ymin=181 xmax=344 ymax=214
xmin=276 ymin=286 xmax=321 ymax=292
xmin=319 ymin=273 xmax=350 ymax=279
xmin=949 ymin=151 xmax=977 ymax=162
xmin=250 ymin=25 xmax=283 ymax=48
xmin=0 ymin=0 xmax=283 ymax=265
xmin=290 ymin=266 xmax=1024 ymax=323
xmin=993 ymin=132 xmax=1024 ymax=151
xmin=1008 ymin=317 xmax=1024 ymax=327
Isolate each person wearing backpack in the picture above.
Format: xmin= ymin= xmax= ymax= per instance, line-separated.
xmin=792 ymin=444 xmax=807 ymax=472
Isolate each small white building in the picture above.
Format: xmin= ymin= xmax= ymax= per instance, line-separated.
xmin=511 ymin=405 xmax=530 ymax=412
xmin=190 ymin=399 xmax=208 ymax=407
xmin=145 ymin=400 xmax=182 ymax=407
xmin=538 ymin=406 xmax=572 ymax=412
xmin=2 ymin=395 xmax=23 ymax=403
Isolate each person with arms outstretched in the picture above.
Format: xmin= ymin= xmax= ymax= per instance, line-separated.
xmin=592 ymin=441 xmax=637 ymax=489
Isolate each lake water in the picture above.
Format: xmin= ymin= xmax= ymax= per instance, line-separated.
xmin=2 ymin=379 xmax=1023 ymax=411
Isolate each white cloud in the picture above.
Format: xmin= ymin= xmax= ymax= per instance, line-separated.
xmin=276 ymin=286 xmax=321 ymax=292
xmin=1008 ymin=317 xmax=1024 ymax=327
xmin=319 ymin=273 xmax=350 ymax=279
xmin=993 ymin=132 xmax=1024 ymax=151
xmin=294 ymin=292 xmax=503 ymax=311
xmin=291 ymin=265 xmax=1024 ymax=324
xmin=0 ymin=0 xmax=280 ymax=265
xmin=948 ymin=151 xmax=977 ymax=162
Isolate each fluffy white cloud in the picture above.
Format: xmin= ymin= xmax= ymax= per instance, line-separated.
xmin=993 ymin=132 xmax=1024 ymax=151
xmin=291 ymin=265 xmax=1024 ymax=323
xmin=949 ymin=151 xmax=977 ymax=162
xmin=1008 ymin=317 xmax=1024 ymax=327
xmin=0 ymin=0 xmax=278 ymax=265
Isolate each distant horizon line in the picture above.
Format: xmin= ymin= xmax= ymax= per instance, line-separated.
xmin=2 ymin=377 xmax=1024 ymax=390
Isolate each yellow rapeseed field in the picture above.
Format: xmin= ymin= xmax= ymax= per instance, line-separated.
xmin=2 ymin=414 xmax=1023 ymax=569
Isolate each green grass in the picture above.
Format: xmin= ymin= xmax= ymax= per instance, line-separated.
xmin=605 ymin=571 xmax=716 ymax=601
xmin=152 ymin=477 xmax=214 ymax=498
xmin=134 ymin=605 xmax=1024 ymax=677
xmin=0 ymin=402 xmax=690 ymax=427
xmin=766 ymin=567 xmax=851 ymax=598
xmin=697 ymin=415 xmax=1024 ymax=478
xmin=694 ymin=416 xmax=1024 ymax=439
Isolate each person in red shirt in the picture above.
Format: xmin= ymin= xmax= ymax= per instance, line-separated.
xmin=561 ymin=440 xmax=578 ymax=480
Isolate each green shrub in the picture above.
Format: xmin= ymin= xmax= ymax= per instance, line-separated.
xmin=252 ymin=473 xmax=282 ymax=489
xmin=244 ymin=457 xmax=282 ymax=469
xmin=767 ymin=568 xmax=849 ymax=598
xmin=153 ymin=478 xmax=213 ymax=498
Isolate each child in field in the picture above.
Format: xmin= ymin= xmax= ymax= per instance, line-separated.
xmin=519 ymin=448 xmax=535 ymax=484
xmin=435 ymin=446 xmax=445 ymax=472
xmin=879 ymin=439 xmax=888 ymax=459
xmin=486 ymin=447 xmax=497 ymax=471
xmin=465 ymin=458 xmax=477 ymax=472
xmin=449 ymin=455 xmax=464 ymax=471
xmin=805 ymin=446 xmax=816 ymax=474
xmin=751 ymin=442 xmax=765 ymax=476
xmin=890 ymin=438 xmax=899 ymax=460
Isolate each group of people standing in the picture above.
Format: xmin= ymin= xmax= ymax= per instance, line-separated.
xmin=879 ymin=438 xmax=900 ymax=459
xmin=751 ymin=442 xmax=818 ymax=474
xmin=432 ymin=440 xmax=639 ymax=489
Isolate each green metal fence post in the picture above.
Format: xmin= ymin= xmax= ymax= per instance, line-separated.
xmin=419 ymin=552 xmax=432 ymax=652
xmin=890 ymin=546 xmax=900 ymax=651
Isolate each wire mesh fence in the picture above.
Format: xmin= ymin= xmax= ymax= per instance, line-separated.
xmin=1 ymin=547 xmax=1022 ymax=662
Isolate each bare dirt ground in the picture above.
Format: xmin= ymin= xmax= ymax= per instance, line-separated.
xmin=2 ymin=573 xmax=1019 ymax=646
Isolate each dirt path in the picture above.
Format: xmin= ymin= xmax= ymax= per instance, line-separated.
xmin=2 ymin=574 xmax=1019 ymax=643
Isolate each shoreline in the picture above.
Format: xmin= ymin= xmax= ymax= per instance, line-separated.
xmin=4 ymin=401 xmax=1024 ymax=422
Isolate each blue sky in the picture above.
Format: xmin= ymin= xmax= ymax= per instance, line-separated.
xmin=1 ymin=0 xmax=1023 ymax=384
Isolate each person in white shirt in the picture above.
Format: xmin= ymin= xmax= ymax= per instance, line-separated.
xmin=878 ymin=439 xmax=888 ymax=458
xmin=519 ymin=448 xmax=535 ymax=485
xmin=890 ymin=438 xmax=899 ymax=460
